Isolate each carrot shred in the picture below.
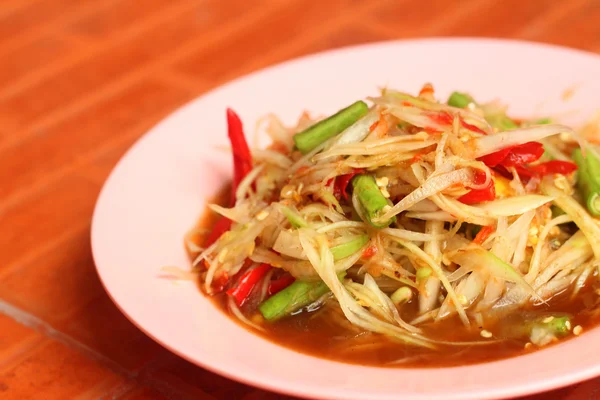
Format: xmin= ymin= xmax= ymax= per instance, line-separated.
xmin=473 ymin=225 xmax=494 ymax=245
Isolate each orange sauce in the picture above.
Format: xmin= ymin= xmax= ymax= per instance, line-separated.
xmin=194 ymin=187 xmax=600 ymax=367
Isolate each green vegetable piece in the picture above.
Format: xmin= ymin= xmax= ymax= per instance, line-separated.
xmin=523 ymin=315 xmax=572 ymax=345
xmin=416 ymin=267 xmax=432 ymax=283
xmin=281 ymin=206 xmax=308 ymax=228
xmin=534 ymin=117 xmax=552 ymax=125
xmin=390 ymin=287 xmax=412 ymax=305
xmin=447 ymin=91 xmax=474 ymax=108
xmin=542 ymin=315 xmax=571 ymax=336
xmin=351 ymin=175 xmax=396 ymax=228
xmin=259 ymin=273 xmax=346 ymax=321
xmin=447 ymin=90 xmax=519 ymax=130
xmin=330 ymin=235 xmax=369 ymax=260
xmin=293 ymin=100 xmax=369 ymax=154
xmin=487 ymin=114 xmax=519 ymax=131
xmin=573 ymin=148 xmax=600 ymax=216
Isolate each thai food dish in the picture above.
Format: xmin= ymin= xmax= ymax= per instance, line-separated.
xmin=183 ymin=84 xmax=600 ymax=366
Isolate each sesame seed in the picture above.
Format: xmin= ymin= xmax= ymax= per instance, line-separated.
xmin=542 ymin=316 xmax=554 ymax=323
xmin=280 ymin=185 xmax=295 ymax=199
xmin=480 ymin=330 xmax=493 ymax=338
xmin=524 ymin=342 xmax=533 ymax=350
xmin=573 ymin=325 xmax=583 ymax=335
xmin=375 ymin=176 xmax=389 ymax=187
xmin=565 ymin=321 xmax=572 ymax=331
xmin=217 ymin=249 xmax=229 ymax=263
xmin=256 ymin=210 xmax=269 ymax=221
xmin=549 ymin=226 xmax=560 ymax=236
xmin=458 ymin=294 xmax=468 ymax=305
xmin=381 ymin=187 xmax=391 ymax=198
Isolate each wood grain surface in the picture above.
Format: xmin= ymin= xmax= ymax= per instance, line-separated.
xmin=1 ymin=0 xmax=599 ymax=399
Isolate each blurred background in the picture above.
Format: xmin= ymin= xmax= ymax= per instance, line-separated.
xmin=0 ymin=0 xmax=599 ymax=399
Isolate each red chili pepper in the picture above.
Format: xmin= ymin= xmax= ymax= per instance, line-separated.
xmin=479 ymin=147 xmax=511 ymax=167
xmin=428 ymin=111 xmax=453 ymax=126
xmin=332 ymin=168 xmax=365 ymax=200
xmin=501 ymin=142 xmax=544 ymax=167
xmin=227 ymin=108 xmax=253 ymax=201
xmin=495 ymin=161 xmax=577 ymax=182
xmin=204 ymin=109 xmax=253 ymax=249
xmin=479 ymin=142 xmax=544 ymax=168
xmin=362 ymin=245 xmax=378 ymax=259
xmin=473 ymin=225 xmax=494 ymax=245
xmin=204 ymin=217 xmax=232 ymax=248
xmin=226 ymin=263 xmax=271 ymax=307
xmin=411 ymin=152 xmax=424 ymax=163
xmin=423 ymin=127 xmax=443 ymax=134
xmin=459 ymin=117 xmax=487 ymax=135
xmin=527 ymin=160 xmax=578 ymax=176
xmin=458 ymin=169 xmax=496 ymax=204
xmin=267 ymin=274 xmax=295 ymax=296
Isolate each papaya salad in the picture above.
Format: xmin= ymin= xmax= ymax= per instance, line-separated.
xmin=185 ymin=84 xmax=600 ymax=366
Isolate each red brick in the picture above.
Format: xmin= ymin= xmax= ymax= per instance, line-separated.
xmin=174 ymin=0 xmax=369 ymax=82
xmin=61 ymin=293 xmax=168 ymax=371
xmin=526 ymin=1 xmax=600 ymax=51
xmin=441 ymin=0 xmax=559 ymax=37
xmin=0 ymin=7 xmax=205 ymax=129
xmin=0 ymin=80 xmax=191 ymax=199
xmin=0 ymin=174 xmax=100 ymax=271
xmin=301 ymin=24 xmax=394 ymax=55
xmin=0 ymin=228 xmax=105 ymax=326
xmin=0 ymin=315 xmax=44 ymax=369
xmin=371 ymin=0 xmax=480 ymax=36
xmin=0 ymin=339 xmax=123 ymax=400
xmin=148 ymin=355 xmax=252 ymax=399
xmin=0 ymin=35 xmax=76 ymax=89
xmin=120 ymin=386 xmax=171 ymax=400
xmin=0 ymin=0 xmax=97 ymax=47
xmin=68 ymin=0 xmax=189 ymax=39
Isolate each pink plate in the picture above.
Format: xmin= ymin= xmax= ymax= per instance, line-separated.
xmin=91 ymin=38 xmax=600 ymax=400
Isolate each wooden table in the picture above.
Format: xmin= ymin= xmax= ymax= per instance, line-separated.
xmin=1 ymin=0 xmax=599 ymax=399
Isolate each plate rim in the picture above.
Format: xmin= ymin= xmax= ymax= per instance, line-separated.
xmin=91 ymin=37 xmax=600 ymax=400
